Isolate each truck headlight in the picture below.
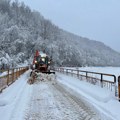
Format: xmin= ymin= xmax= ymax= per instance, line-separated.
xmin=35 ymin=61 xmax=37 ymax=63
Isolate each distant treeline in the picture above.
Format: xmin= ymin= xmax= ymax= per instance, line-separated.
xmin=0 ymin=0 xmax=120 ymax=67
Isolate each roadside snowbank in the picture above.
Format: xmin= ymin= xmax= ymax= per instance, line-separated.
xmin=56 ymin=73 xmax=120 ymax=120
xmin=0 ymin=70 xmax=32 ymax=120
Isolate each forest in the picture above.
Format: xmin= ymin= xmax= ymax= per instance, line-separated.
xmin=0 ymin=0 xmax=120 ymax=69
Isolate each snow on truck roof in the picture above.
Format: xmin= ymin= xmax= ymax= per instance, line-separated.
xmin=39 ymin=51 xmax=47 ymax=57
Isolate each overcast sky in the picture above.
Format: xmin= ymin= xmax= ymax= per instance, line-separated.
xmin=17 ymin=0 xmax=120 ymax=52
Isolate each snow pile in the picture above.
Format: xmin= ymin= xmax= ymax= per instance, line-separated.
xmin=35 ymin=72 xmax=56 ymax=82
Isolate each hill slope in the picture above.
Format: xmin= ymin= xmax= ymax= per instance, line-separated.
xmin=0 ymin=0 xmax=120 ymax=68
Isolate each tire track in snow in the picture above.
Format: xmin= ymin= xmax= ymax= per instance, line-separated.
xmin=24 ymin=80 xmax=109 ymax=120
xmin=54 ymin=83 xmax=100 ymax=120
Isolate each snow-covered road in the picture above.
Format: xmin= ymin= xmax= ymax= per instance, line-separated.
xmin=0 ymin=70 xmax=120 ymax=120
xmin=24 ymin=81 xmax=104 ymax=120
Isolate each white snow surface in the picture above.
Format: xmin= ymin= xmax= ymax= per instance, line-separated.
xmin=0 ymin=70 xmax=32 ymax=120
xmin=0 ymin=71 xmax=8 ymax=77
xmin=0 ymin=67 xmax=120 ymax=120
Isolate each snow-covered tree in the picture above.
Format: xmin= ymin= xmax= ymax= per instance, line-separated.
xmin=0 ymin=0 xmax=120 ymax=68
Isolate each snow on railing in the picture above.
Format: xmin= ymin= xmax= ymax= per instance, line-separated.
xmin=0 ymin=67 xmax=29 ymax=93
xmin=55 ymin=67 xmax=117 ymax=98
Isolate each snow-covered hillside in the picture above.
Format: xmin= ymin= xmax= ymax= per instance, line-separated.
xmin=0 ymin=67 xmax=120 ymax=120
xmin=0 ymin=0 xmax=120 ymax=68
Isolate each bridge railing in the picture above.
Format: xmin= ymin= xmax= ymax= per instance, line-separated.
xmin=118 ymin=76 xmax=120 ymax=102
xmin=0 ymin=67 xmax=29 ymax=92
xmin=55 ymin=67 xmax=117 ymax=97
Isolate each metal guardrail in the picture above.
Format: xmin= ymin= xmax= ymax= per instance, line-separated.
xmin=118 ymin=76 xmax=120 ymax=102
xmin=0 ymin=67 xmax=29 ymax=93
xmin=55 ymin=68 xmax=117 ymax=97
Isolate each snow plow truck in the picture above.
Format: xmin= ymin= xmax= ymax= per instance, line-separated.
xmin=32 ymin=50 xmax=55 ymax=74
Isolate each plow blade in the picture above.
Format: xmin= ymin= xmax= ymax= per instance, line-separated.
xmin=41 ymin=71 xmax=55 ymax=74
